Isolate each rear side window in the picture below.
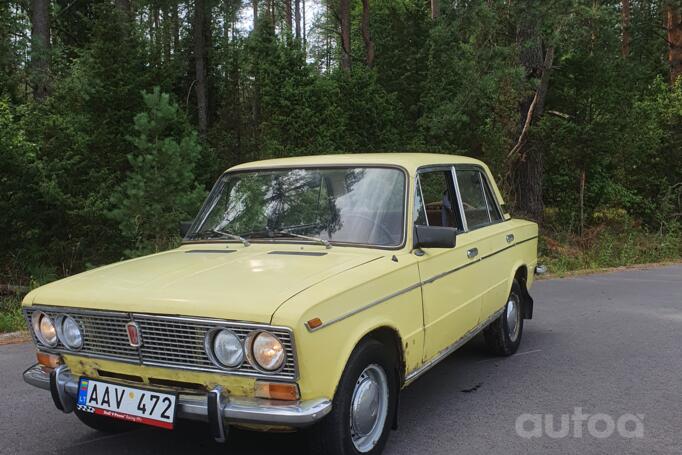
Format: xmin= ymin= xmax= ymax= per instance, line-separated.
xmin=455 ymin=169 xmax=501 ymax=229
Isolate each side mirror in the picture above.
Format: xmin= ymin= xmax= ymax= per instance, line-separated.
xmin=414 ymin=225 xmax=457 ymax=249
xmin=180 ymin=221 xmax=193 ymax=238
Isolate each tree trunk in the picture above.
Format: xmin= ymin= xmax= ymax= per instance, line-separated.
xmin=667 ymin=2 xmax=682 ymax=83
xmin=152 ymin=4 xmax=161 ymax=67
xmin=171 ymin=4 xmax=180 ymax=54
xmin=339 ymin=0 xmax=351 ymax=72
xmin=295 ymin=0 xmax=301 ymax=39
xmin=360 ymin=0 xmax=374 ymax=67
xmin=194 ymin=0 xmax=209 ymax=135
xmin=621 ymin=0 xmax=630 ymax=57
xmin=431 ymin=0 xmax=439 ymax=19
xmin=509 ymin=15 xmax=555 ymax=221
xmin=265 ymin=0 xmax=274 ymax=23
xmin=302 ymin=0 xmax=307 ymax=49
xmin=30 ymin=0 xmax=50 ymax=101
xmin=252 ymin=0 xmax=261 ymax=126
xmin=163 ymin=6 xmax=171 ymax=64
xmin=284 ymin=0 xmax=292 ymax=35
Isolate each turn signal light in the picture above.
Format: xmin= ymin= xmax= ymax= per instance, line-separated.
xmin=254 ymin=381 xmax=300 ymax=401
xmin=36 ymin=352 xmax=63 ymax=369
xmin=305 ymin=318 xmax=323 ymax=330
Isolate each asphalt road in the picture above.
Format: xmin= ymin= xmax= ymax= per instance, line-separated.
xmin=1 ymin=265 xmax=681 ymax=455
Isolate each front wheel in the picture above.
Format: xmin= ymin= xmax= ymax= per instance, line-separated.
xmin=309 ymin=338 xmax=398 ymax=455
xmin=483 ymin=280 xmax=524 ymax=356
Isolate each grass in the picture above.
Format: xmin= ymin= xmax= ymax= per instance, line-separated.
xmin=0 ymin=296 xmax=25 ymax=333
xmin=539 ymin=224 xmax=682 ymax=277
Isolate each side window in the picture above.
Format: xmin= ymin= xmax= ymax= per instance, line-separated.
xmin=414 ymin=170 xmax=463 ymax=231
xmin=481 ymin=175 xmax=503 ymax=222
xmin=456 ymin=169 xmax=492 ymax=229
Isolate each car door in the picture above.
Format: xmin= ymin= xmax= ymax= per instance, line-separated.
xmin=453 ymin=166 xmax=509 ymax=322
xmin=415 ymin=167 xmax=488 ymax=361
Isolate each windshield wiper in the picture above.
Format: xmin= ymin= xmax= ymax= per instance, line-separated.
xmin=271 ymin=230 xmax=332 ymax=249
xmin=245 ymin=229 xmax=332 ymax=249
xmin=194 ymin=228 xmax=250 ymax=247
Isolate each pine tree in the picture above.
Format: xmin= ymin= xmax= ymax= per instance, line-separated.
xmin=109 ymin=88 xmax=206 ymax=257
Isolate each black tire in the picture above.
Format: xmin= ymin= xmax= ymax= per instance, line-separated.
xmin=483 ymin=280 xmax=524 ymax=356
xmin=75 ymin=407 xmax=138 ymax=433
xmin=308 ymin=338 xmax=398 ymax=455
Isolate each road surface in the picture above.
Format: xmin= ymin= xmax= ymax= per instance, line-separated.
xmin=1 ymin=265 xmax=681 ymax=454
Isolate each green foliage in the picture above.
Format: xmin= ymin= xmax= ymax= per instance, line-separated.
xmin=0 ymin=296 xmax=23 ymax=333
xmin=0 ymin=0 xmax=681 ymax=288
xmin=109 ymin=88 xmax=206 ymax=257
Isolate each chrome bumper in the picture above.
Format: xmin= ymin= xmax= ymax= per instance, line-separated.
xmin=23 ymin=364 xmax=331 ymax=428
xmin=535 ymin=264 xmax=547 ymax=276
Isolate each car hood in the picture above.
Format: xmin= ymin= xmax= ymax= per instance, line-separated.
xmin=25 ymin=245 xmax=384 ymax=323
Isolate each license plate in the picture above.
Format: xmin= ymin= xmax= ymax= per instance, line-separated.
xmin=77 ymin=378 xmax=177 ymax=430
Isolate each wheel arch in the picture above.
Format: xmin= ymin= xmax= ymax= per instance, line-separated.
xmin=359 ymin=325 xmax=407 ymax=386
xmin=510 ymin=264 xmax=533 ymax=319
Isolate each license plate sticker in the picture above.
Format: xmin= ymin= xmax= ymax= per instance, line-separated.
xmin=77 ymin=378 xmax=177 ymax=429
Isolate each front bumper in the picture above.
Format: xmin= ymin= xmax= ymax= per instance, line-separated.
xmin=23 ymin=364 xmax=331 ymax=429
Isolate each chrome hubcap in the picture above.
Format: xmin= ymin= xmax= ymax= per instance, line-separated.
xmin=350 ymin=364 xmax=389 ymax=453
xmin=506 ymin=294 xmax=521 ymax=342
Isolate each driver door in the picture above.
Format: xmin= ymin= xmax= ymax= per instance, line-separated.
xmin=415 ymin=167 xmax=487 ymax=361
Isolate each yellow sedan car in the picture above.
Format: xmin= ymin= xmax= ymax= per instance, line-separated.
xmin=22 ymin=153 xmax=540 ymax=455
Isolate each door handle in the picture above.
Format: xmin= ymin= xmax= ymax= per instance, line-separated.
xmin=506 ymin=234 xmax=515 ymax=243
xmin=467 ymin=248 xmax=478 ymax=259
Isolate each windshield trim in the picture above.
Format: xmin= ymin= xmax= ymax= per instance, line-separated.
xmin=182 ymin=163 xmax=410 ymax=251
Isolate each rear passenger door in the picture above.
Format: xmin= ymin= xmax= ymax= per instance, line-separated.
xmin=454 ymin=166 xmax=509 ymax=322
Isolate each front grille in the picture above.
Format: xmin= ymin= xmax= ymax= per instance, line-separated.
xmin=24 ymin=307 xmax=297 ymax=380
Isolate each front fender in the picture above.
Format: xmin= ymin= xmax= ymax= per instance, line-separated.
xmin=271 ymin=255 xmax=424 ymax=402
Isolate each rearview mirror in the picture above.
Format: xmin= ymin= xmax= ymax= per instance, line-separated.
xmin=180 ymin=221 xmax=193 ymax=238
xmin=413 ymin=225 xmax=457 ymax=249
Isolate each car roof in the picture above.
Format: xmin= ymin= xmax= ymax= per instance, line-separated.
xmin=228 ymin=153 xmax=486 ymax=174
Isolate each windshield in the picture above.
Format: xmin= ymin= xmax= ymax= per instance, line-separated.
xmin=186 ymin=167 xmax=406 ymax=247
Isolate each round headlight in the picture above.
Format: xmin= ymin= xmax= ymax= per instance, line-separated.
xmin=32 ymin=311 xmax=57 ymax=347
xmin=59 ymin=316 xmax=83 ymax=350
xmin=210 ymin=329 xmax=244 ymax=368
xmin=250 ymin=332 xmax=285 ymax=371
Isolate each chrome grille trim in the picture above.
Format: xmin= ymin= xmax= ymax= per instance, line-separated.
xmin=23 ymin=306 xmax=298 ymax=380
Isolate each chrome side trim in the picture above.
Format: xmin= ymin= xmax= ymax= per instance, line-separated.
xmin=306 ymin=282 xmax=423 ymax=333
xmin=307 ymin=235 xmax=539 ymax=333
xmin=403 ymin=307 xmax=505 ymax=385
xmin=23 ymin=364 xmax=331 ymax=428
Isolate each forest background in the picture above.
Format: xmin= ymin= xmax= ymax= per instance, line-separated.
xmin=1 ymin=0 xmax=681 ymax=331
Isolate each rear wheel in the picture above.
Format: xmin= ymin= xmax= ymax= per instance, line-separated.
xmin=483 ymin=280 xmax=524 ymax=356
xmin=75 ymin=407 xmax=138 ymax=433
xmin=309 ymin=338 xmax=398 ymax=455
